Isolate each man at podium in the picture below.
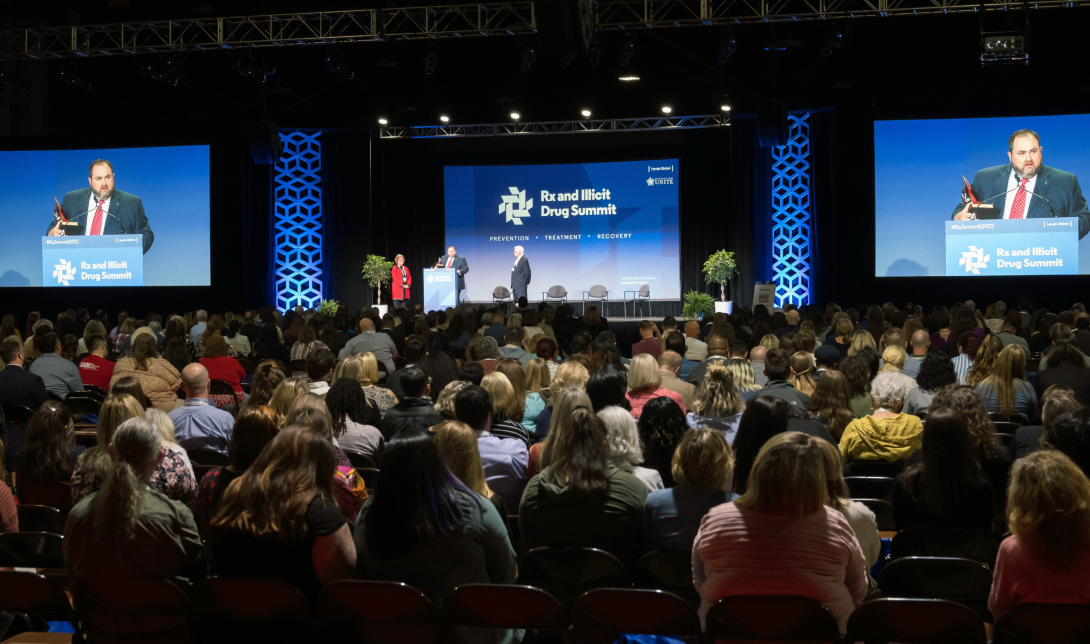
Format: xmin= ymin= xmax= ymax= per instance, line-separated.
xmin=435 ymin=245 xmax=469 ymax=302
xmin=952 ymin=129 xmax=1090 ymax=239
xmin=46 ymin=159 xmax=155 ymax=253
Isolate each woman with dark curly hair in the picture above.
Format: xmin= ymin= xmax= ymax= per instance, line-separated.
xmin=807 ymin=371 xmax=855 ymax=442
xmin=839 ymin=353 xmax=874 ymax=418
xmin=903 ymin=353 xmax=958 ymax=416
xmin=636 ymin=396 xmax=690 ymax=488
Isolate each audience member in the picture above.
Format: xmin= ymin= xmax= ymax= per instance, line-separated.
xmin=435 ymin=380 xmax=471 ymax=421
xmin=304 ymin=347 xmax=335 ymax=397
xmin=170 ymin=363 xmax=236 ymax=454
xmin=789 ymin=351 xmax=817 ymax=396
xmin=586 ymin=364 xmax=630 ymax=413
xmin=477 ymin=336 xmax=501 ymax=375
xmin=1015 ymin=386 xmax=1080 ymax=459
xmin=732 ymin=396 xmax=790 ymax=494
xmin=200 ymin=334 xmax=247 ymax=407
xmin=270 ymin=376 xmax=310 ymax=426
xmin=599 ymin=405 xmax=663 ymax=492
xmin=806 ymin=371 xmax=854 ymax=442
xmin=589 ymin=332 xmax=627 ymax=374
xmin=111 ymin=376 xmax=152 ymax=409
xmin=686 ymin=362 xmax=745 ymax=444
xmin=385 ymin=335 xmax=428 ymax=400
xmin=685 ymin=334 xmax=731 ymax=387
xmin=817 ymin=439 xmax=881 ymax=574
xmin=989 ymin=450 xmax=1090 ymax=620
xmin=77 ymin=335 xmax=114 ymax=391
xmin=839 ymin=371 xmax=923 ymax=463
xmin=1037 ymin=329 xmax=1090 ymax=406
xmin=626 ymin=353 xmax=686 ymax=419
xmin=966 ymin=335 xmax=1003 ymax=387
xmin=382 ymin=366 xmax=444 ymax=440
xmin=693 ymin=431 xmax=867 ymax=633
xmin=16 ymin=400 xmax=79 ymax=486
xmin=65 ymin=417 xmax=202 ymax=587
xmin=28 ymin=331 xmax=84 ymax=399
xmin=684 ymin=320 xmax=708 ymax=362
xmin=636 ymin=396 xmax=690 ymax=488
xmin=0 ymin=478 xmax=15 ymax=532
xmin=631 ymin=320 xmax=662 ymax=359
xmin=72 ymin=394 xmax=196 ymax=504
xmin=520 ymin=399 xmax=648 ymax=566
xmin=0 ymin=336 xmax=49 ymax=409
xmin=224 ymin=320 xmax=252 ymax=358
xmin=246 ymin=360 xmax=287 ymax=408
xmin=892 ymin=407 xmax=994 ymax=532
xmin=339 ymin=317 xmax=398 ymax=373
xmin=498 ymin=325 xmax=531 ymax=366
xmin=454 ymin=385 xmax=528 ymax=496
xmin=534 ymin=361 xmax=590 ymax=441
xmin=355 ymin=352 xmax=398 ymax=417
xmin=644 ymin=428 xmax=737 ymax=551
xmin=520 ymin=358 xmax=549 ymax=435
xmin=283 ymin=395 xmax=368 ymax=522
xmin=657 ymin=350 xmax=696 ymax=410
xmin=433 ymin=420 xmax=511 ymax=514
xmin=325 ymin=379 xmax=384 ymax=460
xmin=109 ymin=333 xmax=181 ymax=412
xmin=903 ymin=352 xmax=956 ymax=416
xmin=457 ymin=361 xmax=485 ymax=386
xmin=290 ymin=323 xmax=328 ymax=361
xmin=481 ymin=370 xmax=531 ymax=446
xmin=756 ymin=348 xmax=811 ymax=415
xmin=208 ymin=426 xmax=356 ymax=598
xmin=1043 ymin=407 xmax=1090 ymax=476
xmin=359 ymin=431 xmax=515 ymax=617
xmin=726 ymin=358 xmax=761 ymax=396
xmin=976 ymin=344 xmax=1039 ymax=420
xmin=254 ymin=324 xmax=290 ymax=365
xmin=534 ymin=337 xmax=560 ymax=379
xmin=145 ymin=408 xmax=194 ymax=477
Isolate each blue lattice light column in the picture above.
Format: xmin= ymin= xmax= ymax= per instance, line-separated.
xmin=771 ymin=113 xmax=811 ymax=307
xmin=274 ymin=131 xmax=323 ymax=311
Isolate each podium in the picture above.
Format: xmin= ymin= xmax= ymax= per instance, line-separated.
xmin=42 ymin=235 xmax=144 ymax=287
xmin=423 ymin=268 xmax=458 ymax=310
xmin=945 ymin=219 xmax=1079 ymax=276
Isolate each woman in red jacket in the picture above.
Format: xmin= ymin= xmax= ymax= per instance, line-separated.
xmin=391 ymin=254 xmax=411 ymax=309
xmin=199 ymin=334 xmax=247 ymax=409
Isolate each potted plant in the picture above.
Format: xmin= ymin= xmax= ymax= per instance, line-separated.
xmin=682 ymin=290 xmax=716 ymax=321
xmin=361 ymin=254 xmax=394 ymax=315
xmin=702 ymin=250 xmax=737 ymax=313
xmin=317 ymin=299 xmax=340 ymax=317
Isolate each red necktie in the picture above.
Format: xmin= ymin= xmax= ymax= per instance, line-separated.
xmin=447 ymin=258 xmax=452 ymax=268
xmin=89 ymin=200 xmax=104 ymax=235
xmin=1009 ymin=178 xmax=1029 ymax=220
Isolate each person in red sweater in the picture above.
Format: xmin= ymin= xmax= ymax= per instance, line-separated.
xmin=391 ymin=254 xmax=412 ymax=309
xmin=199 ymin=334 xmax=246 ymax=409
xmin=989 ymin=449 xmax=1090 ymax=620
xmin=78 ymin=335 xmax=115 ymax=392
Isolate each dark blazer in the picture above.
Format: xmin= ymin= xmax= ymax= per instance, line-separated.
xmin=511 ymin=256 xmax=532 ymax=299
xmin=0 ymin=364 xmax=50 ymax=410
xmin=1037 ymin=362 xmax=1090 ymax=407
xmin=51 ymin=188 xmax=155 ymax=253
xmin=436 ymin=255 xmax=469 ymax=295
xmin=382 ymin=397 xmax=445 ymax=442
xmin=951 ymin=164 xmax=1090 ymax=239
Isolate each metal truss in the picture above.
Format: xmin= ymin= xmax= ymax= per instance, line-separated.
xmin=595 ymin=0 xmax=1088 ymax=27
xmin=0 ymin=3 xmax=536 ymax=61
xmin=380 ymin=113 xmax=729 ymax=138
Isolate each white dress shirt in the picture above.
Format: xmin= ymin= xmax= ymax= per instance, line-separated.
xmin=446 ymin=257 xmax=454 ymax=269
xmin=1002 ymin=170 xmax=1037 ymax=220
xmin=86 ymin=194 xmax=112 ymax=235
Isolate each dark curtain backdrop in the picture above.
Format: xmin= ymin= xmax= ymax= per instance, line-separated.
xmin=729 ymin=115 xmax=774 ymax=308
xmin=809 ymin=109 xmax=837 ymax=308
xmin=321 ymin=129 xmax=369 ymax=304
xmin=242 ymin=141 xmax=274 ymax=308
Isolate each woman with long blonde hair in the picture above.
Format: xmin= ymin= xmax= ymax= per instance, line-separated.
xmin=758 ymin=334 xmax=780 ymax=350
xmin=433 ymin=420 xmax=507 ymax=513
xmin=70 ymin=393 xmax=196 ymax=505
xmin=976 ymin=344 xmax=1038 ymax=419
xmin=64 ymin=417 xmax=202 ymax=587
xmin=358 ymin=352 xmax=398 ymax=418
xmin=807 ymin=370 xmax=855 ymax=441
xmin=847 ymin=330 xmax=876 ymax=357
xmin=269 ymin=376 xmax=311 ymax=426
xmin=878 ymin=345 xmax=907 ymax=375
xmin=789 ymin=351 xmax=817 ymax=396
xmin=686 ymin=362 xmax=746 ymax=444
xmin=481 ymin=371 xmax=531 ymax=445
xmin=726 ymin=360 xmax=761 ymax=393
xmin=830 ymin=314 xmax=854 ymax=359
xmin=989 ymin=450 xmax=1090 ymax=620
xmin=966 ymin=334 xmax=1003 ymax=387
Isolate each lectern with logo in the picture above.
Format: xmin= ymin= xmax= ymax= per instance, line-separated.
xmin=43 ymin=235 xmax=145 ymax=287
xmin=424 ymin=268 xmax=457 ymax=309
xmin=945 ymin=219 xmax=1079 ymax=276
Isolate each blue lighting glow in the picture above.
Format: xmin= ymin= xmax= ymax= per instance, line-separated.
xmin=274 ymin=131 xmax=323 ymax=312
xmin=771 ymin=113 xmax=811 ymax=307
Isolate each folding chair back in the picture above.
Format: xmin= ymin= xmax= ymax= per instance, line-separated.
xmin=572 ymin=588 xmax=700 ymax=644
xmin=992 ymin=602 xmax=1090 ymax=644
xmin=356 ymin=467 xmax=380 ymax=489
xmin=632 ymin=550 xmax=699 ymax=607
xmin=16 ymin=481 xmax=74 ymax=512
xmin=855 ymin=498 xmax=896 ymax=531
xmin=877 ymin=556 xmax=993 ymax=621
xmin=847 ymin=598 xmax=986 ymax=643
xmin=342 ymin=448 xmax=377 ymax=469
xmin=186 ymin=447 xmax=228 ymax=466
xmin=844 ymin=476 xmax=896 ymax=501
xmin=318 ymin=580 xmax=438 ymax=644
xmin=517 ymin=547 xmax=628 ymax=608
xmin=0 ymin=570 xmax=78 ymax=625
xmin=15 ymin=505 xmax=64 ymax=533
xmin=443 ymin=583 xmax=565 ymax=642
xmin=194 ymin=577 xmax=312 ymax=644
xmin=890 ymin=528 xmax=999 ymax=566
xmin=0 ymin=532 xmax=65 ymax=567
xmin=72 ymin=576 xmax=191 ymax=644
xmin=706 ymin=595 xmax=841 ymax=641
xmin=847 ymin=460 xmax=905 ymax=477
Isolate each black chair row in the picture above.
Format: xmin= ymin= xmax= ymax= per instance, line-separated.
xmin=2 ymin=570 xmax=1085 ymax=644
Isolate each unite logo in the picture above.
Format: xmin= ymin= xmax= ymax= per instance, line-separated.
xmin=499 ymin=187 xmax=533 ymax=225
xmin=959 ymin=246 xmax=990 ymax=274
xmin=53 ymin=259 xmax=76 ymax=285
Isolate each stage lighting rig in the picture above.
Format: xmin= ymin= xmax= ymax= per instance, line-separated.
xmin=981 ymin=31 xmax=1028 ymax=65
xmin=521 ymin=45 xmax=537 ymax=71
xmin=139 ymin=54 xmax=188 ymax=87
xmin=60 ymin=62 xmax=91 ymax=92
xmin=587 ymin=36 xmax=602 ymax=68
xmin=821 ymin=31 xmax=843 ymax=58
xmin=424 ymin=44 xmax=438 ymax=75
xmin=325 ymin=48 xmax=355 ymax=80
xmin=719 ymin=31 xmax=737 ymax=63
xmin=618 ymin=35 xmax=639 ymax=80
xmin=232 ymin=52 xmax=276 ymax=83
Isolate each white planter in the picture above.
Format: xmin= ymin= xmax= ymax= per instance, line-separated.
xmin=714 ymin=301 xmax=733 ymax=315
xmin=374 ymin=304 xmax=389 ymax=317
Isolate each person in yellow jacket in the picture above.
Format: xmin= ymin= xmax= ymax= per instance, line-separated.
xmin=839 ymin=371 xmax=923 ymax=462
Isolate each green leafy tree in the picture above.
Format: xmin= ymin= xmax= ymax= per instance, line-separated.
xmin=361 ymin=255 xmax=395 ymax=305
xmin=702 ymin=250 xmax=738 ymax=302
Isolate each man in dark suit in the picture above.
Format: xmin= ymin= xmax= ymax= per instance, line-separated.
xmin=0 ymin=337 xmax=50 ymax=410
xmin=436 ymin=246 xmax=469 ymax=302
xmin=510 ymin=245 xmax=532 ymax=302
xmin=46 ymin=159 xmax=154 ymax=253
xmin=953 ymin=129 xmax=1090 ymax=239
xmin=385 ymin=335 xmax=428 ymax=401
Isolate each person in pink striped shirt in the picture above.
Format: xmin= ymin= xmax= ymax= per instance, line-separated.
xmin=692 ymin=431 xmax=869 ymax=634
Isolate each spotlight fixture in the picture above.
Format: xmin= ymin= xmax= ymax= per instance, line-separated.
xmin=721 ymin=105 xmax=731 ymax=112
xmin=719 ymin=30 xmax=737 ymax=63
xmin=141 ymin=54 xmax=188 ymax=87
xmin=60 ymin=62 xmax=92 ymax=92
xmin=378 ymin=118 xmax=388 ymax=125
xmin=821 ymin=30 xmax=844 ymax=58
xmin=424 ymin=44 xmax=438 ymax=75
xmin=619 ymin=73 xmax=640 ymax=82
xmin=587 ymin=36 xmax=602 ymax=69
xmin=521 ymin=45 xmax=537 ymax=72
xmin=510 ymin=112 xmax=521 ymax=120
xmin=232 ymin=51 xmax=276 ymax=83
xmin=440 ymin=115 xmax=450 ymax=123
xmin=661 ymin=106 xmax=672 ymax=114
xmin=581 ymin=109 xmax=592 ymax=118
xmin=325 ymin=48 xmax=355 ymax=80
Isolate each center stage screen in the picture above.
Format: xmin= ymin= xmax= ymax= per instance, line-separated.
xmin=874 ymin=115 xmax=1090 ymax=277
xmin=444 ymin=159 xmax=680 ymax=303
xmin=0 ymin=145 xmax=210 ymax=287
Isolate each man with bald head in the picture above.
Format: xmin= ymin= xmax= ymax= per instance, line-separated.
xmin=339 ymin=316 xmax=398 ymax=373
xmin=683 ymin=320 xmax=708 ymax=361
xmin=902 ymin=329 xmax=930 ymax=379
xmin=748 ymin=345 xmax=769 ymax=386
xmin=169 ymin=363 xmax=235 ymax=453
xmin=684 ymin=333 xmax=731 ymax=387
xmin=189 ymin=309 xmax=208 ymax=346
xmin=775 ymin=309 xmax=801 ymax=337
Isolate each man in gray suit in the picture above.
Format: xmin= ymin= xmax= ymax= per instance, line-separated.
xmin=510 ymin=245 xmax=531 ymax=301
xmin=436 ymin=246 xmax=469 ymax=302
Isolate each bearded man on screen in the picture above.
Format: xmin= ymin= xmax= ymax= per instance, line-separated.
xmin=952 ymin=129 xmax=1090 ymax=239
xmin=46 ymin=159 xmax=155 ymax=253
